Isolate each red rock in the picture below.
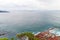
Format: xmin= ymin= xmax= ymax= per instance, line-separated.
xmin=48 ymin=36 xmax=58 ymax=40
xmin=35 ymin=31 xmax=59 ymax=40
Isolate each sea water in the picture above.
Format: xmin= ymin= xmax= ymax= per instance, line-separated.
xmin=0 ymin=10 xmax=60 ymax=37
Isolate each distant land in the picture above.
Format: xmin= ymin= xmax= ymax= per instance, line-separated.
xmin=0 ymin=11 xmax=9 ymax=13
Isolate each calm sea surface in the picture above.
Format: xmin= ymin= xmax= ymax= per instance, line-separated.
xmin=0 ymin=10 xmax=60 ymax=38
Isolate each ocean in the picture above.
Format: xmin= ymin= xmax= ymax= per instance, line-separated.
xmin=0 ymin=10 xmax=60 ymax=38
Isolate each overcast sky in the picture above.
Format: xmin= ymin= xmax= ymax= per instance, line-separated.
xmin=0 ymin=0 xmax=60 ymax=32
xmin=0 ymin=0 xmax=60 ymax=10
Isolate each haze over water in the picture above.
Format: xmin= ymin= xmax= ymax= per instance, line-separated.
xmin=0 ymin=10 xmax=60 ymax=33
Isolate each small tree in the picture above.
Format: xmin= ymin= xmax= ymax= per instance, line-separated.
xmin=11 ymin=38 xmax=14 ymax=40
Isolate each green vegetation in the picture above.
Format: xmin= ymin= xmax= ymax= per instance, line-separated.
xmin=16 ymin=32 xmax=40 ymax=40
xmin=34 ymin=37 xmax=40 ymax=40
xmin=0 ymin=32 xmax=40 ymax=40
xmin=0 ymin=38 xmax=8 ymax=40
xmin=0 ymin=33 xmax=46 ymax=40
xmin=16 ymin=32 xmax=34 ymax=40
xmin=11 ymin=38 xmax=14 ymax=40
xmin=0 ymin=38 xmax=15 ymax=40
